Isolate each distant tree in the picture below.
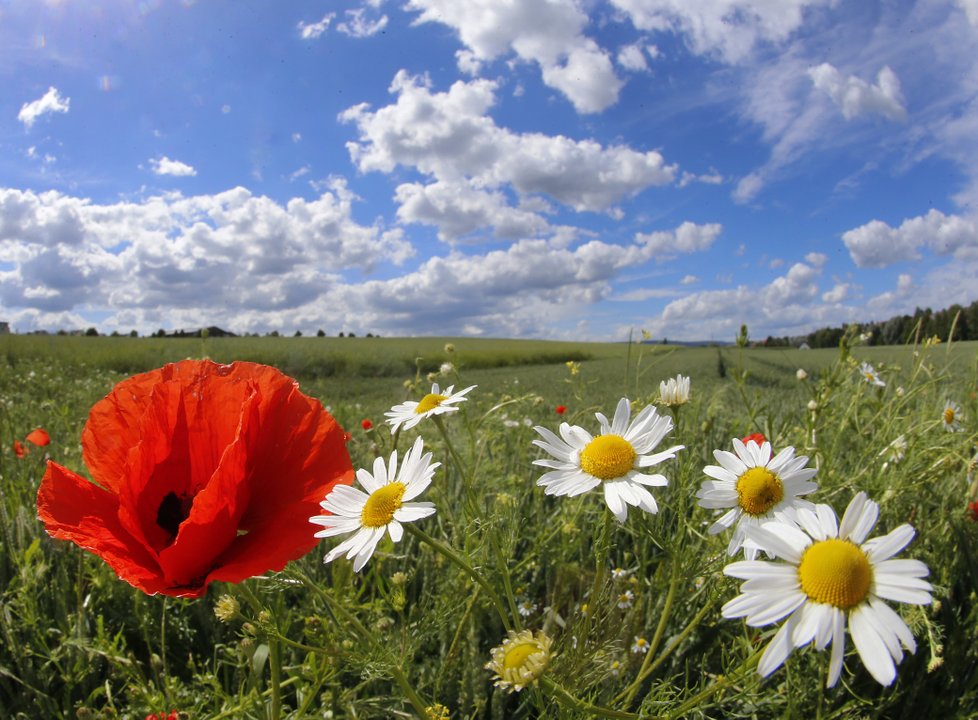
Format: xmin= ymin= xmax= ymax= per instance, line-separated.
xmin=56 ymin=329 xmax=67 ymax=336
xmin=338 ymin=332 xmax=345 ymax=338
xmin=85 ymin=327 xmax=99 ymax=337
xmin=129 ymin=329 xmax=138 ymax=338
xmin=110 ymin=330 xmax=121 ymax=337
xmin=294 ymin=330 xmax=302 ymax=337
xmin=316 ymin=329 xmax=326 ymax=337
xmin=268 ymin=330 xmax=280 ymax=337
xmin=348 ymin=331 xmax=356 ymax=338
xmin=366 ymin=332 xmax=374 ymax=338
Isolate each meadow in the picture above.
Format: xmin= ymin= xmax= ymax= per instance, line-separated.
xmin=1 ymin=332 xmax=976 ymax=719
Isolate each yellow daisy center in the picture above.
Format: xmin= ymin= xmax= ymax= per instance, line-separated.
xmin=416 ymin=393 xmax=447 ymax=414
xmin=579 ymin=435 xmax=637 ymax=480
xmin=798 ymin=538 xmax=872 ymax=609
xmin=735 ymin=467 xmax=784 ymax=515
xmin=361 ymin=482 xmax=406 ymax=528
xmin=944 ymin=407 xmax=956 ymax=424
xmin=503 ymin=641 xmax=540 ymax=672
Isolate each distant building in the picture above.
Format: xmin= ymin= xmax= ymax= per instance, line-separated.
xmin=0 ymin=321 xmax=8 ymax=334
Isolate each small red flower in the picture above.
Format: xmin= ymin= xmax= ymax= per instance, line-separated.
xmin=26 ymin=428 xmax=51 ymax=447
xmin=555 ymin=405 xmax=567 ymax=415
xmin=361 ymin=419 xmax=373 ymax=431
xmin=13 ymin=439 xmax=27 ymax=458
xmin=968 ymin=501 xmax=978 ymax=523
xmin=741 ymin=433 xmax=766 ymax=446
xmin=145 ymin=712 xmax=179 ymax=720
xmin=37 ymin=360 xmax=353 ymax=598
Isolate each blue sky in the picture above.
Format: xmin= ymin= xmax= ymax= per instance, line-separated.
xmin=1 ymin=0 xmax=977 ymax=341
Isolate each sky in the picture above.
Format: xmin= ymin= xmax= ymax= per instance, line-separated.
xmin=1 ymin=0 xmax=977 ymax=342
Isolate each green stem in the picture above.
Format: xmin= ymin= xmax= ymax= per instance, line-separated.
xmin=663 ymin=649 xmax=761 ymax=720
xmin=433 ymin=414 xmax=468 ymax=483
xmin=541 ymin=676 xmax=639 ymax=719
xmin=290 ymin=569 xmax=429 ymax=717
xmin=490 ymin=532 xmax=522 ymax=630
xmin=268 ymin=637 xmax=282 ymax=720
xmin=405 ymin=523 xmax=513 ymax=631
xmin=621 ymin=556 xmax=681 ymax=707
xmin=589 ymin=511 xmax=615 ymax=604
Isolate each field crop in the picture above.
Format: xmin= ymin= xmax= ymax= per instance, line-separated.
xmin=1 ymin=333 xmax=976 ymax=719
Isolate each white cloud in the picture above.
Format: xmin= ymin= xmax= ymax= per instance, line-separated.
xmin=636 ymin=221 xmax=722 ymax=257
xmin=821 ymin=282 xmax=850 ymax=303
xmin=646 ymin=259 xmax=827 ymax=340
xmin=841 ymin=209 xmax=978 ymax=268
xmin=394 ymin=181 xmax=550 ymax=241
xmin=405 ymin=0 xmax=623 ymax=113
xmin=610 ymin=0 xmax=832 ymax=64
xmin=341 ymin=72 xmax=677 ymax=222
xmin=805 ymin=252 xmax=827 ymax=267
xmin=298 ymin=13 xmax=335 ymax=39
xmin=958 ymin=0 xmax=978 ymax=26
xmin=150 ymin=156 xmax=197 ymax=177
xmin=617 ymin=44 xmax=650 ymax=72
xmin=680 ymin=274 xmax=697 ymax=285
xmin=0 ymin=183 xmax=414 ymax=318
xmin=337 ymin=9 xmax=389 ymax=38
xmin=808 ymin=64 xmax=907 ymax=122
xmin=18 ymin=86 xmax=70 ymax=129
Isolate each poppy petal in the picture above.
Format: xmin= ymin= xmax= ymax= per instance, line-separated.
xmin=37 ymin=461 xmax=167 ymax=595
xmin=26 ymin=428 xmax=51 ymax=447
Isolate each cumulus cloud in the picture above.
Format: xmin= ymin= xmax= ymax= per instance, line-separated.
xmin=341 ymin=72 xmax=677 ymax=222
xmin=841 ymin=209 xmax=978 ymax=268
xmin=0 ymin=183 xmax=413 ymax=320
xmin=644 ymin=260 xmax=830 ymax=340
xmin=405 ymin=0 xmax=623 ymax=113
xmin=821 ymin=282 xmax=851 ymax=303
xmin=958 ymin=0 xmax=978 ymax=26
xmin=395 ymin=181 xmax=550 ymax=241
xmin=636 ymin=221 xmax=722 ymax=257
xmin=808 ymin=64 xmax=907 ymax=122
xmin=610 ymin=0 xmax=832 ymax=64
xmin=337 ymin=8 xmax=389 ymax=38
xmin=18 ymin=87 xmax=70 ymax=129
xmin=150 ymin=156 xmax=197 ymax=177
xmin=617 ymin=44 xmax=651 ymax=72
xmin=298 ymin=13 xmax=335 ymax=39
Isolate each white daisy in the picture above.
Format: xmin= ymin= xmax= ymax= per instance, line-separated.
xmin=617 ymin=590 xmax=635 ymax=609
xmin=531 ymin=398 xmax=684 ymax=523
xmin=942 ymin=400 xmax=962 ymax=432
xmin=384 ymin=383 xmax=476 ymax=434
xmin=485 ymin=630 xmax=554 ymax=692
xmin=631 ymin=636 xmax=649 ymax=654
xmin=723 ymin=492 xmax=932 ymax=687
xmin=859 ymin=361 xmax=885 ymax=387
xmin=658 ymin=374 xmax=690 ymax=407
xmin=309 ymin=437 xmax=438 ymax=572
xmin=696 ymin=438 xmax=818 ymax=559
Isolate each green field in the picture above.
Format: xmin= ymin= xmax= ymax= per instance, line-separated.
xmin=1 ymin=334 xmax=976 ymax=718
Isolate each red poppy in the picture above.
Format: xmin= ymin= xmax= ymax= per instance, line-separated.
xmin=145 ymin=712 xmax=179 ymax=720
xmin=968 ymin=501 xmax=978 ymax=523
xmin=13 ymin=439 xmax=27 ymax=458
xmin=555 ymin=405 xmax=567 ymax=415
xmin=37 ymin=360 xmax=353 ymax=598
xmin=26 ymin=428 xmax=51 ymax=447
xmin=741 ymin=432 xmax=766 ymax=446
xmin=361 ymin=418 xmax=373 ymax=430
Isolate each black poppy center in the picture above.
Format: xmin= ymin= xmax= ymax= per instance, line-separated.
xmin=156 ymin=491 xmax=193 ymax=539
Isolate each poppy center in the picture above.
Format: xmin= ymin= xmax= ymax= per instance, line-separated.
xmin=735 ymin=467 xmax=784 ymax=515
xmin=416 ymin=393 xmax=447 ymax=414
xmin=579 ymin=435 xmax=636 ymax=480
xmin=944 ymin=407 xmax=956 ymax=424
xmin=156 ymin=491 xmax=193 ymax=539
xmin=798 ymin=538 xmax=872 ymax=609
xmin=361 ymin=482 xmax=406 ymax=527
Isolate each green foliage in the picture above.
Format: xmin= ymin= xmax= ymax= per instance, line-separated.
xmin=0 ymin=337 xmax=976 ymax=718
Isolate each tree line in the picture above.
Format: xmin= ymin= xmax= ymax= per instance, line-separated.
xmin=761 ymin=300 xmax=978 ymax=348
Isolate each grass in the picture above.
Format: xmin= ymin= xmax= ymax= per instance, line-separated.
xmin=1 ymin=332 xmax=976 ymax=718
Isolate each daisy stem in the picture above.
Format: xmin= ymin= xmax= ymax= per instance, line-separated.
xmin=433 ymin=414 xmax=469 ymax=485
xmin=619 ymin=555 xmax=682 ymax=707
xmin=663 ymin=648 xmax=762 ymax=719
xmin=289 ymin=569 xmax=430 ymax=718
xmin=614 ymin=584 xmax=718 ymax=706
xmin=405 ymin=523 xmax=514 ymax=632
xmin=588 ymin=511 xmax=615 ymax=604
xmin=540 ymin=676 xmax=638 ymax=719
